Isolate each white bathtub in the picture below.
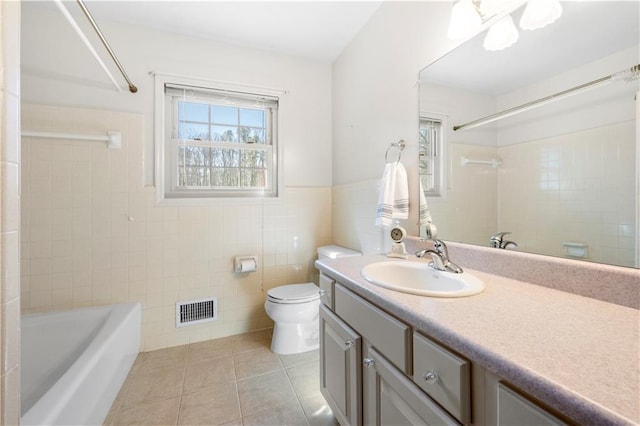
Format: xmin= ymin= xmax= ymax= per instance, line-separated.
xmin=21 ymin=303 xmax=141 ymax=426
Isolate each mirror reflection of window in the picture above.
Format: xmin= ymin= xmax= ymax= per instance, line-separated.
xmin=419 ymin=116 xmax=445 ymax=197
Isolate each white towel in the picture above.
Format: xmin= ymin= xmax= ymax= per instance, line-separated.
xmin=375 ymin=162 xmax=409 ymax=227
xmin=419 ymin=180 xmax=433 ymax=225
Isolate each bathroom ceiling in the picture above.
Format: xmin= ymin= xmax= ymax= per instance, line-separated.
xmin=66 ymin=1 xmax=384 ymax=61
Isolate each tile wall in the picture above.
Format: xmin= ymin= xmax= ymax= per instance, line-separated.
xmin=1 ymin=1 xmax=21 ymax=424
xmin=498 ymin=121 xmax=637 ymax=267
xmin=427 ymin=143 xmax=500 ymax=246
xmin=20 ymin=104 xmax=332 ymax=351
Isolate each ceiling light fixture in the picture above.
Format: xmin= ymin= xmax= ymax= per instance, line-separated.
xmin=483 ymin=15 xmax=519 ymax=51
xmin=519 ymin=0 xmax=562 ymax=30
xmin=446 ymin=0 xmax=563 ymax=51
xmin=447 ymin=0 xmax=482 ymax=40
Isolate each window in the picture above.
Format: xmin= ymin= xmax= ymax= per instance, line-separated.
xmin=419 ymin=116 xmax=445 ymax=197
xmin=156 ymin=77 xmax=279 ymax=200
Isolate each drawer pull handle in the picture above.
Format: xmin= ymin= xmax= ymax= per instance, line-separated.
xmin=363 ymin=357 xmax=375 ymax=368
xmin=318 ymin=289 xmax=328 ymax=296
xmin=345 ymin=339 xmax=354 ymax=348
xmin=423 ymin=371 xmax=439 ymax=384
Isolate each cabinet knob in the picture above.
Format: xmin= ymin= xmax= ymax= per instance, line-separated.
xmin=345 ymin=339 xmax=354 ymax=348
xmin=318 ymin=289 xmax=328 ymax=296
xmin=363 ymin=357 xmax=375 ymax=368
xmin=423 ymin=371 xmax=439 ymax=384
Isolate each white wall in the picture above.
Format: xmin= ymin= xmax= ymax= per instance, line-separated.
xmin=21 ymin=4 xmax=332 ymax=188
xmin=331 ymin=1 xmax=458 ymax=252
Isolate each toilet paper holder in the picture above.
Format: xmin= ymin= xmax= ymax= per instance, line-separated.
xmin=234 ymin=256 xmax=258 ymax=273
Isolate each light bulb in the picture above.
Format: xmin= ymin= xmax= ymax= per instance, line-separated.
xmin=483 ymin=15 xmax=519 ymax=51
xmin=519 ymin=0 xmax=562 ymax=30
xmin=447 ymin=0 xmax=482 ymax=40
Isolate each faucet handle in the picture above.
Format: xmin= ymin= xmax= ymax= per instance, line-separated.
xmin=490 ymin=231 xmax=511 ymax=240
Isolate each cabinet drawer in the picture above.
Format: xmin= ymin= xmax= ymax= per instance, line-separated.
xmin=319 ymin=273 xmax=334 ymax=309
xmin=365 ymin=346 xmax=459 ymax=426
xmin=497 ymin=383 xmax=566 ymax=426
xmin=413 ymin=333 xmax=470 ymax=424
xmin=334 ymin=284 xmax=411 ymax=374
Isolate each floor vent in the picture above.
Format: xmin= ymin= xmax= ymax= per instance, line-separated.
xmin=176 ymin=297 xmax=217 ymax=328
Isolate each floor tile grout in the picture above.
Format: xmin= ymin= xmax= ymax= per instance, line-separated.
xmin=106 ymin=329 xmax=333 ymax=426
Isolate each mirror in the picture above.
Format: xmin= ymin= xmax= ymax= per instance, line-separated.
xmin=419 ymin=1 xmax=639 ymax=268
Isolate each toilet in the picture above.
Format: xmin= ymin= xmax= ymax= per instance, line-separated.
xmin=265 ymin=245 xmax=361 ymax=354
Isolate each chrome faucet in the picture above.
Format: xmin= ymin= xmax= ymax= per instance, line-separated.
xmin=490 ymin=232 xmax=519 ymax=250
xmin=415 ymin=239 xmax=463 ymax=274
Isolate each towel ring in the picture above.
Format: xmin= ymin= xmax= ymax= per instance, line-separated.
xmin=385 ymin=140 xmax=406 ymax=164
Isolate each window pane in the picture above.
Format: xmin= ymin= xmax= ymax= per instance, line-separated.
xmin=211 ymin=125 xmax=238 ymax=142
xmin=179 ymin=146 xmax=210 ymax=166
xmin=211 ymin=168 xmax=240 ymax=186
xmin=241 ymin=169 xmax=266 ymax=187
xmin=179 ymin=101 xmax=209 ymax=123
xmin=212 ymin=148 xmax=241 ymax=167
xmin=241 ymin=149 xmax=267 ymax=169
xmin=211 ymin=106 xmax=238 ymax=125
xmin=240 ymin=108 xmax=264 ymax=127
xmin=239 ymin=127 xmax=265 ymax=144
xmin=178 ymin=123 xmax=209 ymax=140
xmin=179 ymin=166 xmax=210 ymax=187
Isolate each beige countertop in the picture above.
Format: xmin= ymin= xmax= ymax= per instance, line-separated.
xmin=316 ymin=254 xmax=640 ymax=426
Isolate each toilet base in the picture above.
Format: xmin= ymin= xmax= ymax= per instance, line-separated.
xmin=270 ymin=320 xmax=319 ymax=355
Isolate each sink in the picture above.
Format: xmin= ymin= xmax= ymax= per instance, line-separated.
xmin=361 ymin=261 xmax=485 ymax=298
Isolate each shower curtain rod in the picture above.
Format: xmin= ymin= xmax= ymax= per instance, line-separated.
xmin=75 ymin=0 xmax=137 ymax=93
xmin=54 ymin=0 xmax=137 ymax=93
xmin=453 ymin=64 xmax=640 ymax=132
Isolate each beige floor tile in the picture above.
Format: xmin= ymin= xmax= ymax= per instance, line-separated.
xmin=139 ymin=345 xmax=188 ymax=373
xmin=108 ymin=330 xmax=329 ymax=426
xmin=113 ymin=396 xmax=180 ymax=426
xmin=187 ymin=337 xmax=234 ymax=364
xmin=286 ymin=360 xmax=321 ymax=400
xmin=280 ymin=349 xmax=319 ymax=368
xmin=234 ymin=347 xmax=283 ymax=380
xmin=241 ymin=403 xmax=309 ymax=426
xmin=231 ymin=328 xmax=272 ymax=354
xmin=178 ymin=382 xmax=241 ymax=426
xmin=299 ymin=394 xmax=339 ymax=426
xmin=237 ymin=370 xmax=299 ymax=417
xmin=183 ymin=356 xmax=236 ymax=394
xmin=122 ymin=365 xmax=185 ymax=410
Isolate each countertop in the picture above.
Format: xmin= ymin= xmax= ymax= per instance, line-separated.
xmin=315 ymin=254 xmax=640 ymax=426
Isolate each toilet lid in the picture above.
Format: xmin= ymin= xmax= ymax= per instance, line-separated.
xmin=267 ymin=283 xmax=320 ymax=303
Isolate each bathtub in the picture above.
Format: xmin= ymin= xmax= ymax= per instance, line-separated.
xmin=21 ymin=303 xmax=141 ymax=426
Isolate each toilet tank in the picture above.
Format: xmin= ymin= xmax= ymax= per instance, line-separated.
xmin=317 ymin=245 xmax=361 ymax=260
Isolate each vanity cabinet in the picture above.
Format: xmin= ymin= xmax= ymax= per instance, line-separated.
xmin=319 ymin=304 xmax=362 ymax=426
xmin=495 ymin=383 xmax=566 ymax=425
xmin=319 ymin=273 xmax=334 ymax=309
xmin=319 ymin=278 xmax=566 ymax=426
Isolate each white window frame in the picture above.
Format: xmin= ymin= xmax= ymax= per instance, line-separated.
xmin=154 ymin=74 xmax=281 ymax=204
xmin=419 ymin=112 xmax=448 ymax=199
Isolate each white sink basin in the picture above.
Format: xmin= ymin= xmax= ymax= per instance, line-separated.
xmin=361 ymin=261 xmax=485 ymax=298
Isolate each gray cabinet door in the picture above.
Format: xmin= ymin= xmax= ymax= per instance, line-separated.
xmin=363 ymin=345 xmax=459 ymax=426
xmin=319 ymin=304 xmax=362 ymax=426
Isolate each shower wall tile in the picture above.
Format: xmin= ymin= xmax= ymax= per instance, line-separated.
xmin=21 ymin=104 xmax=332 ymax=351
xmin=497 ymin=121 xmax=636 ymax=267
xmin=1 ymin=0 xmax=21 ymax=423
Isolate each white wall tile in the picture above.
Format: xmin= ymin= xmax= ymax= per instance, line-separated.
xmin=21 ymin=104 xmax=332 ymax=351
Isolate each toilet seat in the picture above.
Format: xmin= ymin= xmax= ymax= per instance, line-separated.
xmin=267 ymin=283 xmax=320 ymax=304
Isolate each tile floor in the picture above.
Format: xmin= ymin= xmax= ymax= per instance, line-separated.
xmin=104 ymin=329 xmax=338 ymax=426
